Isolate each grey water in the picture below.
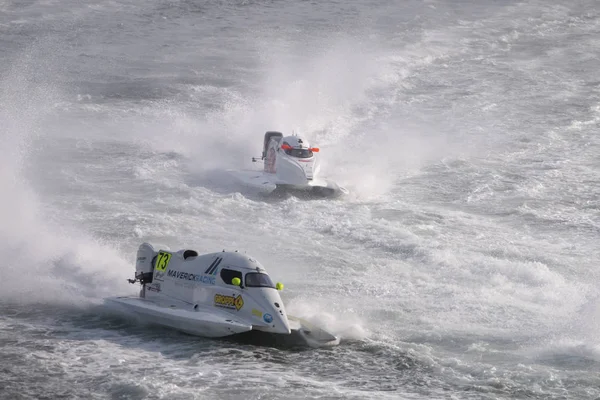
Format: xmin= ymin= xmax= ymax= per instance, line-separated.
xmin=1 ymin=1 xmax=599 ymax=399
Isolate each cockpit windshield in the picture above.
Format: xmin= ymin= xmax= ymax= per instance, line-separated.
xmin=282 ymin=142 xmax=313 ymax=158
xmin=245 ymin=272 xmax=275 ymax=288
xmin=288 ymin=148 xmax=313 ymax=158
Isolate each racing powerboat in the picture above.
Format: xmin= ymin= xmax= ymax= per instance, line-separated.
xmin=105 ymin=243 xmax=339 ymax=348
xmin=231 ymin=131 xmax=348 ymax=197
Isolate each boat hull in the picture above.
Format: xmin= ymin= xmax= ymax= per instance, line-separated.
xmin=229 ymin=169 xmax=347 ymax=198
xmin=105 ymin=296 xmax=253 ymax=338
xmin=104 ymin=296 xmax=340 ymax=347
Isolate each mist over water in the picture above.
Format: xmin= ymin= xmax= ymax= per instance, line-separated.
xmin=1 ymin=1 xmax=599 ymax=399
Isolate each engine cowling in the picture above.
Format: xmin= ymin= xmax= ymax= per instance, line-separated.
xmin=135 ymin=242 xmax=156 ymax=284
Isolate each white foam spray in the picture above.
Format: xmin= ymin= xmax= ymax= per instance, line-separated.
xmin=0 ymin=42 xmax=132 ymax=306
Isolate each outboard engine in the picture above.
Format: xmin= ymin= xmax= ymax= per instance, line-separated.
xmin=133 ymin=242 xmax=156 ymax=285
xmin=263 ymin=131 xmax=283 ymax=159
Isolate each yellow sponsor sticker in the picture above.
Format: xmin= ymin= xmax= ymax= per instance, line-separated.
xmin=214 ymin=294 xmax=244 ymax=311
xmin=252 ymin=308 xmax=263 ymax=318
xmin=234 ymin=295 xmax=244 ymax=311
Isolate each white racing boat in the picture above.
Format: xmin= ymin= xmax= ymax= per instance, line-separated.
xmin=105 ymin=243 xmax=339 ymax=348
xmin=231 ymin=131 xmax=348 ymax=198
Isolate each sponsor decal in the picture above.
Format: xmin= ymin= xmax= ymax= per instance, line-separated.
xmin=155 ymin=251 xmax=172 ymax=272
xmin=214 ymin=294 xmax=244 ymax=311
xmin=153 ymin=271 xmax=166 ymax=282
xmin=167 ymin=269 xmax=215 ymax=285
xmin=137 ymin=256 xmax=147 ymax=262
xmin=204 ymin=257 xmax=222 ymax=276
xmin=251 ymin=308 xmax=263 ymax=318
xmin=147 ymin=283 xmax=161 ymax=293
xmin=263 ymin=313 xmax=273 ymax=323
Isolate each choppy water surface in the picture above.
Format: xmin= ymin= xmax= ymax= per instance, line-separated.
xmin=1 ymin=1 xmax=599 ymax=399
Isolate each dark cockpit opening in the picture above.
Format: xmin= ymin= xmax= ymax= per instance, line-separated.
xmin=183 ymin=250 xmax=198 ymax=259
xmin=220 ymin=268 xmax=243 ymax=285
xmin=245 ymin=272 xmax=275 ymax=288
